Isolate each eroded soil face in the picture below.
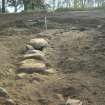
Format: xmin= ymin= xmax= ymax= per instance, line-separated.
xmin=0 ymin=11 xmax=105 ymax=105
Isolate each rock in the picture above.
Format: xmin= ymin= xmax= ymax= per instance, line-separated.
xmin=65 ymin=98 xmax=82 ymax=105
xmin=29 ymin=38 xmax=48 ymax=50
xmin=45 ymin=68 xmax=56 ymax=74
xmin=25 ymin=49 xmax=44 ymax=55
xmin=97 ymin=25 xmax=102 ymax=29
xmin=38 ymin=98 xmax=50 ymax=105
xmin=0 ymin=87 xmax=9 ymax=97
xmin=23 ymin=51 xmax=45 ymax=61
xmin=55 ymin=94 xmax=65 ymax=101
xmin=16 ymin=73 xmax=27 ymax=79
xmin=0 ymin=82 xmax=3 ymax=86
xmin=26 ymin=45 xmax=35 ymax=50
xmin=18 ymin=59 xmax=46 ymax=73
xmin=71 ymin=27 xmax=78 ymax=30
xmin=5 ymin=99 xmax=15 ymax=105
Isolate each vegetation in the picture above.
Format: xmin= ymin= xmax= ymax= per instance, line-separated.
xmin=55 ymin=8 xmax=88 ymax=12
xmin=1 ymin=0 xmax=105 ymax=13
xmin=55 ymin=0 xmax=105 ymax=8
xmin=1 ymin=0 xmax=46 ymax=13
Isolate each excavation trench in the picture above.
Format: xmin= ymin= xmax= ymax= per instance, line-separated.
xmin=0 ymin=13 xmax=105 ymax=105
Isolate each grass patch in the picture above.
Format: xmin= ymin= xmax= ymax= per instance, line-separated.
xmin=55 ymin=7 xmax=105 ymax=12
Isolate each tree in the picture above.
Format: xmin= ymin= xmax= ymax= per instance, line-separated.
xmin=22 ymin=0 xmax=46 ymax=11
xmin=7 ymin=0 xmax=23 ymax=12
xmin=7 ymin=0 xmax=46 ymax=12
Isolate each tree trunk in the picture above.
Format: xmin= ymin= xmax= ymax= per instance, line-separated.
xmin=14 ymin=0 xmax=17 ymax=12
xmin=23 ymin=0 xmax=28 ymax=11
xmin=53 ymin=0 xmax=55 ymax=10
xmin=2 ymin=0 xmax=5 ymax=13
xmin=31 ymin=3 xmax=34 ymax=10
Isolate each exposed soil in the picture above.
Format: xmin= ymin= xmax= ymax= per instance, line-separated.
xmin=0 ymin=11 xmax=105 ymax=105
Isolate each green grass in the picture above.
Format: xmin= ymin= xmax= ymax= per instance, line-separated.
xmin=55 ymin=7 xmax=105 ymax=12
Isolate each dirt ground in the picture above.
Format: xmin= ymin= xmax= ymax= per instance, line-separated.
xmin=0 ymin=11 xmax=105 ymax=105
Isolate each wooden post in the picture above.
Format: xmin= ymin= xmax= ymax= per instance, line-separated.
xmin=45 ymin=16 xmax=47 ymax=31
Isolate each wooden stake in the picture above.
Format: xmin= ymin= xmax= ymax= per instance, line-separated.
xmin=45 ymin=16 xmax=47 ymax=31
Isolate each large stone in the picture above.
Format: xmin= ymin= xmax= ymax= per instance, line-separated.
xmin=23 ymin=50 xmax=45 ymax=61
xmin=18 ymin=59 xmax=46 ymax=73
xmin=23 ymin=53 xmax=45 ymax=61
xmin=0 ymin=87 xmax=9 ymax=97
xmin=29 ymin=38 xmax=48 ymax=50
xmin=65 ymin=98 xmax=82 ymax=105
